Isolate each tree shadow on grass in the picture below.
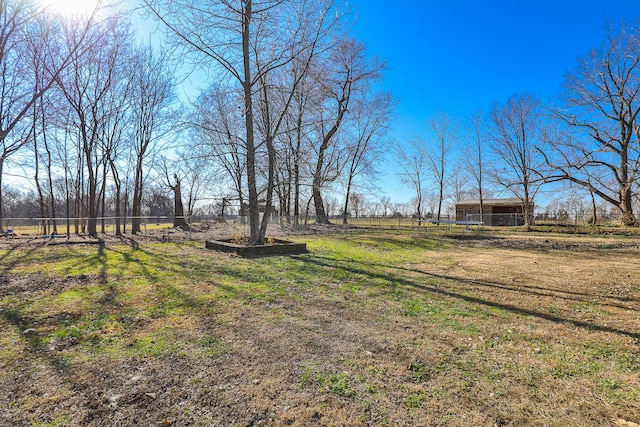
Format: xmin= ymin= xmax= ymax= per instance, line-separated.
xmin=0 ymin=240 xmax=213 ymax=380
xmin=0 ymin=239 xmax=44 ymax=276
xmin=308 ymin=253 xmax=640 ymax=307
xmin=300 ymin=255 xmax=640 ymax=341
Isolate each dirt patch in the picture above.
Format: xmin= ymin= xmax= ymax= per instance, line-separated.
xmin=0 ymin=275 xmax=92 ymax=298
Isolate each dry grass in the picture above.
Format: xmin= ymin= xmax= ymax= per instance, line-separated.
xmin=0 ymin=227 xmax=639 ymax=426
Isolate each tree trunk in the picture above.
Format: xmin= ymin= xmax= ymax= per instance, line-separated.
xmin=86 ymin=154 xmax=97 ymax=237
xmin=241 ymin=0 xmax=261 ymax=245
xmin=523 ymin=182 xmax=533 ymax=231
xmin=114 ymin=185 xmax=122 ymax=236
xmin=34 ymin=139 xmax=48 ymax=235
xmin=0 ymin=157 xmax=5 ymax=233
xmin=294 ymin=161 xmax=300 ymax=227
xmin=312 ymin=182 xmax=328 ymax=224
xmin=170 ymin=174 xmax=189 ymax=229
xmin=100 ymin=165 xmax=107 ymax=233
xmin=259 ymin=137 xmax=276 ymax=241
xmin=64 ymin=163 xmax=71 ymax=238
xmin=220 ymin=198 xmax=228 ymax=217
xmin=45 ymin=148 xmax=57 ymax=235
xmin=436 ymin=183 xmax=444 ymax=221
xmin=342 ymin=175 xmax=353 ymax=225
xmin=131 ymin=158 xmax=144 ymax=234
xmin=312 ymin=88 xmax=349 ymax=225
xmin=111 ymin=162 xmax=122 ymax=236
xmin=619 ymin=186 xmax=636 ymax=226
xmin=312 ymin=138 xmax=331 ymax=224
xmin=122 ymin=186 xmax=128 ymax=234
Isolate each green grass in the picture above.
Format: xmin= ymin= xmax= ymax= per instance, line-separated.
xmin=319 ymin=372 xmax=357 ymax=398
xmin=298 ymin=363 xmax=376 ymax=400
xmin=403 ymin=392 xmax=429 ymax=408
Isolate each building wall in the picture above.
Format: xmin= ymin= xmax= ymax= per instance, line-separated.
xmin=456 ymin=206 xmax=494 ymax=225
xmin=456 ymin=203 xmax=527 ymax=226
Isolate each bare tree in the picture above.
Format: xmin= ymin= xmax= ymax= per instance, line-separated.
xmin=181 ymin=151 xmax=218 ymax=221
xmin=144 ymin=0 xmax=337 ymax=245
xmin=130 ymin=44 xmax=175 ymax=234
xmin=277 ymin=80 xmax=307 ymax=226
xmin=424 ymin=112 xmax=456 ymax=221
xmin=190 ymin=85 xmax=246 ymax=213
xmin=0 ymin=2 xmax=95 ymax=232
xmin=27 ymin=16 xmax=60 ymax=235
xmin=488 ymin=94 xmax=546 ymax=230
xmin=449 ymin=168 xmax=473 ymax=205
xmin=348 ymin=191 xmax=364 ymax=218
xmin=395 ymin=138 xmax=427 ymax=221
xmin=380 ymin=195 xmax=392 ymax=217
xmin=340 ymin=91 xmax=394 ymax=224
xmin=543 ymin=24 xmax=640 ymax=226
xmin=252 ymin=5 xmax=335 ymax=239
xmin=102 ymin=51 xmax=135 ymax=236
xmin=158 ymin=157 xmax=189 ymax=229
xmin=462 ymin=110 xmax=488 ymax=222
xmin=310 ymin=37 xmax=383 ymax=224
xmin=58 ymin=16 xmax=132 ymax=237
xmin=48 ymin=103 xmax=79 ymax=237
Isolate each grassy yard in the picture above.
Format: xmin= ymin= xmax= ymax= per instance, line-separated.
xmin=0 ymin=230 xmax=639 ymax=426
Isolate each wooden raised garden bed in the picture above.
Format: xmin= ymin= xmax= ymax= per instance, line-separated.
xmin=205 ymin=238 xmax=307 ymax=257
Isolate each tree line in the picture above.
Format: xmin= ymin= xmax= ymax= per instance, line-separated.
xmin=2 ymin=1 xmax=639 ymax=244
xmin=0 ymin=0 xmax=177 ymax=237
xmin=1 ymin=0 xmax=395 ymax=243
xmin=397 ymin=23 xmax=640 ymax=229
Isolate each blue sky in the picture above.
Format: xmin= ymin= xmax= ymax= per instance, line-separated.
xmin=351 ymin=1 xmax=640 ymax=203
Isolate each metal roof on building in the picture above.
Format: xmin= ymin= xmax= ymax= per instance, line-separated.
xmin=455 ymin=198 xmax=524 ymax=206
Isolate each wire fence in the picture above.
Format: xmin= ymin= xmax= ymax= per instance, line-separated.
xmin=0 ymin=216 xmax=193 ymax=236
xmin=0 ymin=210 xmax=635 ymax=238
xmin=0 ymin=215 xmax=278 ymax=237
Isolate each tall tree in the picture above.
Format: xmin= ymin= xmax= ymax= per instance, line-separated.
xmin=130 ymin=44 xmax=174 ymax=234
xmin=395 ymin=138 xmax=427 ymax=221
xmin=488 ymin=94 xmax=546 ymax=230
xmin=252 ymin=4 xmax=334 ymax=239
xmin=425 ymin=112 xmax=456 ymax=221
xmin=58 ymin=15 xmax=132 ymax=237
xmin=310 ymin=38 xmax=383 ymax=224
xmin=544 ymin=24 xmax=640 ymax=226
xmin=0 ymin=2 xmax=94 ymax=232
xmin=144 ymin=0 xmax=337 ymax=245
xmin=341 ymin=91 xmax=394 ymax=224
xmin=102 ymin=49 xmax=134 ymax=236
xmin=27 ymin=16 xmax=60 ymax=235
xmin=190 ymin=85 xmax=246 ymax=212
xmin=276 ymin=73 xmax=316 ymax=227
xmin=462 ymin=110 xmax=488 ymax=222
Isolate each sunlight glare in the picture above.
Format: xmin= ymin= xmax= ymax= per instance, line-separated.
xmin=41 ymin=0 xmax=102 ymax=18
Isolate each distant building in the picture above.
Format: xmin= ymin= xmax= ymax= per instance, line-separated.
xmin=455 ymin=198 xmax=530 ymax=226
